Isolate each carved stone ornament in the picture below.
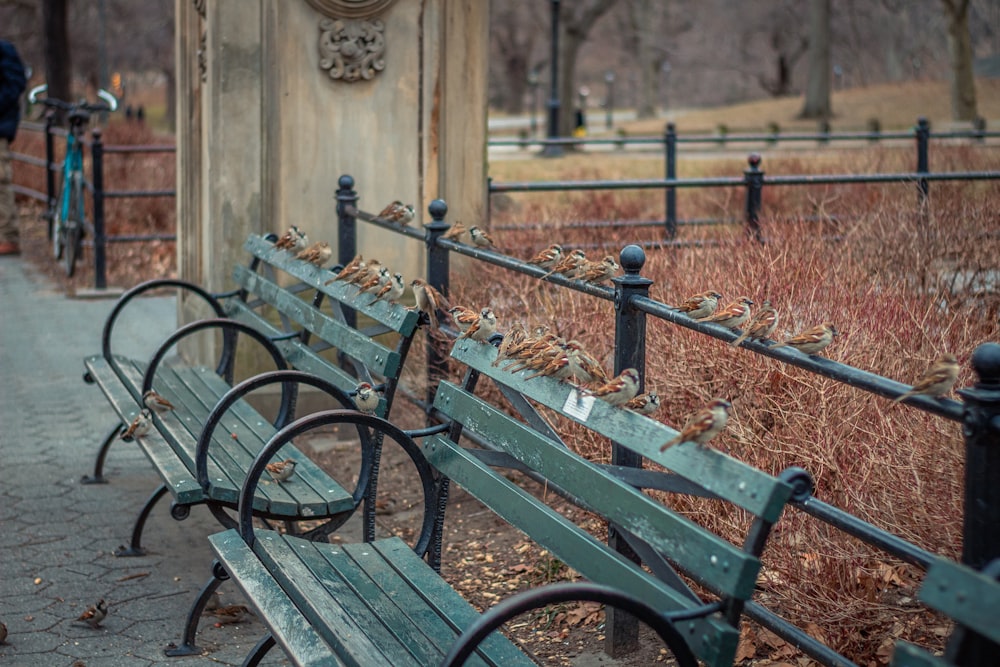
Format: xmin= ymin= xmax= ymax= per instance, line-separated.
xmin=305 ymin=0 xmax=397 ymax=83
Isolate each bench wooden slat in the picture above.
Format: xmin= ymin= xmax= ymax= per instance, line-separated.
xmin=433 ymin=381 xmax=761 ymax=599
xmin=422 ymin=433 xmax=740 ymax=667
xmin=917 ymin=557 xmax=1000 ymax=644
xmin=207 ymin=531 xmax=342 ymax=667
xmin=450 ymin=339 xmax=792 ymax=522
xmin=890 ymin=643 xmax=947 ymax=667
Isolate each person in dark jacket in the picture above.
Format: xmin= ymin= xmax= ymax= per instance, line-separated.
xmin=0 ymin=40 xmax=28 ymax=255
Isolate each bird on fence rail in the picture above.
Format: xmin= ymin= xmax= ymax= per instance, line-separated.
xmin=542 ymin=249 xmax=588 ymax=279
xmin=585 ymin=368 xmax=641 ymax=406
xmin=730 ymin=300 xmax=779 ymax=347
xmin=353 ymin=382 xmax=382 ymax=414
xmin=526 ymin=244 xmax=563 ymax=270
xmin=296 ymin=241 xmax=333 ymax=267
xmin=273 ymin=226 xmax=309 ymax=252
xmin=660 ymin=398 xmax=732 ymax=451
xmin=457 ymin=308 xmax=498 ymax=343
xmin=368 ymin=272 xmax=405 ymax=305
xmin=266 ymin=458 xmax=297 ymax=483
xmin=577 ymin=255 xmax=621 ymax=285
xmin=469 ymin=226 xmax=498 ymax=250
xmin=74 ymin=599 xmax=109 ymax=629
xmin=378 ymin=201 xmax=415 ymax=225
xmin=626 ymin=392 xmax=661 ymax=416
xmin=672 ymin=290 xmax=723 ymax=320
xmin=772 ymin=322 xmax=839 ymax=356
xmin=325 ymin=254 xmax=364 ymax=284
xmin=120 ymin=409 xmax=152 ymax=441
xmin=143 ymin=389 xmax=175 ymax=414
xmin=411 ymin=278 xmax=451 ymax=330
xmin=700 ymin=296 xmax=754 ymax=330
xmin=893 ymin=353 xmax=960 ymax=404
xmin=443 ymin=221 xmax=468 ymax=241
xmin=492 ymin=322 xmax=527 ymax=367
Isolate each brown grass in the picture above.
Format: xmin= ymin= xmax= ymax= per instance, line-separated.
xmin=461 ymin=151 xmax=999 ymax=663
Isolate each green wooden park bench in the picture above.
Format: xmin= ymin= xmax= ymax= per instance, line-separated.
xmin=203 ymin=334 xmax=802 ymax=666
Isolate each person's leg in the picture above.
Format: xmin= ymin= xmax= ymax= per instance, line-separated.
xmin=0 ymin=137 xmax=20 ymax=254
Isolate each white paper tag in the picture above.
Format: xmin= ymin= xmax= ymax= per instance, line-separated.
xmin=563 ymin=389 xmax=596 ymax=422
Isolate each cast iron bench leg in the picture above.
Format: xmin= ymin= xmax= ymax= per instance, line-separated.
xmin=164 ymin=561 xmax=229 ymax=657
xmin=114 ymin=483 xmax=169 ymax=557
xmin=241 ymin=632 xmax=276 ymax=667
xmin=80 ymin=422 xmax=122 ymax=484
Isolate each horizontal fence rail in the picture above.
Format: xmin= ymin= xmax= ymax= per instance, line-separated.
xmin=332 ymin=173 xmax=999 ymax=667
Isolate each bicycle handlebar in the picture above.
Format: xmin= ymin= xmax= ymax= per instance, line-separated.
xmin=28 ymin=84 xmax=119 ymax=113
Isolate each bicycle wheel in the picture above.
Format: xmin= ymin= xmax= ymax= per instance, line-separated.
xmin=63 ymin=175 xmax=85 ymax=277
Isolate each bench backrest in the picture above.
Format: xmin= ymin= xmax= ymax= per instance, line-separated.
xmin=423 ymin=337 xmax=796 ymax=667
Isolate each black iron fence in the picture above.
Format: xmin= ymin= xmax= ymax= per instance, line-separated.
xmin=488 ymin=119 xmax=1000 ymax=241
xmin=10 ymin=118 xmax=177 ymax=289
xmin=333 ymin=174 xmax=999 ymax=667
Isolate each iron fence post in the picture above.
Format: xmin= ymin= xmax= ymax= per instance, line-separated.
xmin=606 ymin=244 xmax=653 ymax=657
xmin=486 ymin=176 xmax=493 ymax=226
xmin=336 ymin=175 xmax=359 ymax=329
xmin=44 ymin=109 xmax=56 ymax=240
xmin=956 ymin=342 xmax=1000 ymax=667
xmin=425 ymin=199 xmax=451 ymax=408
xmin=744 ymin=153 xmax=764 ymax=243
xmin=664 ymin=122 xmax=677 ymax=240
xmin=91 ymin=128 xmax=107 ymax=289
xmin=915 ymin=117 xmax=930 ymax=210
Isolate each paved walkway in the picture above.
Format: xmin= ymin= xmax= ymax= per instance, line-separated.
xmin=0 ymin=257 xmax=285 ymax=666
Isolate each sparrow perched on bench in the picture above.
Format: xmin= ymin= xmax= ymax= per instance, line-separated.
xmin=210 ymin=604 xmax=252 ymax=626
xmin=353 ymin=382 xmax=381 ymax=414
xmin=699 ymin=296 xmax=753 ymax=330
xmin=585 ymin=368 xmax=640 ymax=407
xmin=378 ymin=201 xmax=415 ymax=225
xmin=273 ymin=226 xmax=308 ymax=252
xmin=143 ymin=390 xmax=175 ymax=414
xmin=325 ymin=253 xmax=364 ymax=284
xmin=457 ymin=308 xmax=498 ymax=343
xmin=564 ymin=340 xmax=609 ymax=384
xmin=526 ymin=244 xmax=563 ymax=271
xmin=266 ymin=458 xmax=297 ymax=483
xmin=296 ymin=241 xmax=333 ymax=267
xmin=346 ymin=260 xmax=383 ymax=287
xmin=730 ymin=300 xmax=779 ymax=347
xmin=357 ymin=267 xmax=391 ymax=295
xmin=577 ymin=255 xmax=621 ymax=285
xmin=368 ymin=272 xmax=405 ymax=305
xmin=661 ymin=398 xmax=731 ymax=451
xmin=469 ymin=226 xmax=498 ymax=250
xmin=625 ymin=392 xmax=661 ymax=416
xmin=411 ymin=278 xmax=451 ymax=330
xmin=120 ymin=409 xmax=152 ymax=441
xmin=772 ymin=322 xmax=839 ymax=356
xmin=75 ymin=599 xmax=108 ymax=628
xmin=492 ymin=322 xmax=527 ymax=367
xmin=672 ymin=290 xmax=723 ymax=320
xmin=893 ymin=353 xmax=960 ymax=404
xmin=448 ymin=306 xmax=480 ymax=334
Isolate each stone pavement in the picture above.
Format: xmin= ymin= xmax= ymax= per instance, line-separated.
xmin=0 ymin=257 xmax=287 ymax=666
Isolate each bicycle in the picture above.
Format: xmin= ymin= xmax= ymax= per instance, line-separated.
xmin=27 ymin=84 xmax=118 ymax=277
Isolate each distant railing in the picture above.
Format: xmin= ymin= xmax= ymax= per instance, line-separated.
xmin=10 ymin=118 xmax=176 ymax=289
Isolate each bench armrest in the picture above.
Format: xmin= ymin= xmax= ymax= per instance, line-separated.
xmin=195 ymin=370 xmax=360 ymax=492
xmin=442 ymin=582 xmax=709 ymax=667
xmin=239 ymin=410 xmax=444 ymax=557
xmin=101 ymin=279 xmax=229 ymax=363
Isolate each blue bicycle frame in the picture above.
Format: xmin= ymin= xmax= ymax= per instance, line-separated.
xmin=60 ymin=131 xmax=84 ymax=224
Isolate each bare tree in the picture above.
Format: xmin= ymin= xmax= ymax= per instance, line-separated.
xmin=800 ymin=0 xmax=831 ymax=118
xmin=555 ymin=0 xmax=620 ymax=136
xmin=616 ymin=0 xmax=691 ymax=118
xmin=490 ymin=1 xmax=544 ymax=114
xmin=42 ymin=0 xmax=71 ymax=116
xmin=939 ymin=0 xmax=979 ymax=120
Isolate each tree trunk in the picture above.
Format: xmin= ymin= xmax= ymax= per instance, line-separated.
xmin=556 ymin=0 xmax=620 ymax=138
xmin=800 ymin=0 xmax=831 ymax=118
xmin=501 ymin=56 xmax=530 ymax=115
xmin=42 ymin=0 xmax=71 ymax=118
xmin=941 ymin=0 xmax=978 ymax=121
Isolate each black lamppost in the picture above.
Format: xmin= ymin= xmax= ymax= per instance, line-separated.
xmin=541 ymin=0 xmax=563 ymax=157
xmin=528 ymin=70 xmax=540 ymax=137
xmin=604 ymin=70 xmax=615 ymax=130
xmin=660 ymin=61 xmax=671 ymax=112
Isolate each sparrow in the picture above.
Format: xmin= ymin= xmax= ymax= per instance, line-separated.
xmin=492 ymin=322 xmax=527 ymax=367
xmin=700 ymin=296 xmax=754 ymax=330
xmin=673 ymin=291 xmax=723 ymax=320
xmin=448 ymin=306 xmax=480 ymax=334
xmin=772 ymin=322 xmax=839 ymax=356
xmin=577 ymin=255 xmax=621 ymax=285
xmin=469 ymin=226 xmax=497 ymax=249
xmin=586 ymin=368 xmax=641 ymax=407
xmin=443 ymin=222 xmax=467 ymax=241
xmin=75 ymin=599 xmax=109 ymax=628
xmin=0 ymin=620 xmax=7 ymax=644
xmin=143 ymin=389 xmax=175 ymax=414
xmin=347 ymin=260 xmax=383 ymax=287
xmin=325 ymin=254 xmax=364 ymax=284
xmin=411 ymin=278 xmax=451 ymax=329
xmin=210 ymin=604 xmax=252 ymax=625
xmin=273 ymin=226 xmax=309 ymax=252
xmin=564 ymin=340 xmax=610 ymax=384
xmin=353 ymin=382 xmax=381 ymax=414
xmin=295 ymin=241 xmax=333 ymax=267
xmin=378 ymin=201 xmax=416 ymax=225
xmin=266 ymin=458 xmax=297 ymax=483
xmin=120 ymin=409 xmax=152 ymax=441
xmin=526 ymin=244 xmax=563 ymax=271
xmin=523 ymin=352 xmax=574 ymax=381
xmin=368 ymin=272 xmax=405 ymax=305
xmin=543 ymin=249 xmax=588 ymax=279
xmin=893 ymin=353 xmax=960 ymax=404
xmin=660 ymin=398 xmax=732 ymax=451
xmin=457 ymin=308 xmax=498 ymax=343
xmin=357 ymin=266 xmax=391 ymax=294
xmin=729 ymin=300 xmax=779 ymax=347
xmin=625 ymin=392 xmax=661 ymax=416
